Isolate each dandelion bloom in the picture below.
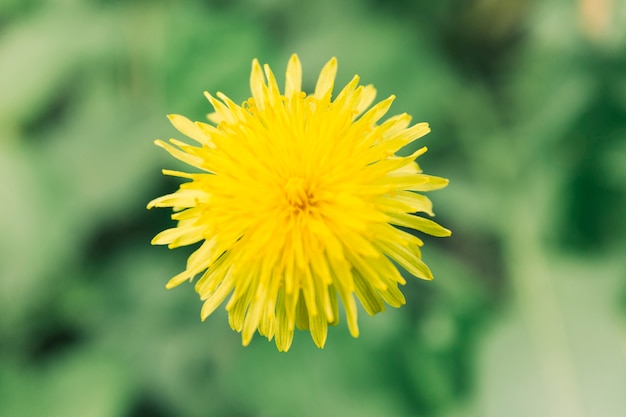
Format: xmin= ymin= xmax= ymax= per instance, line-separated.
xmin=148 ymin=54 xmax=450 ymax=351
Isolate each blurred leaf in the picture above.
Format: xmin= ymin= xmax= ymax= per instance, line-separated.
xmin=0 ymin=349 xmax=131 ymax=417
xmin=462 ymin=254 xmax=626 ymax=417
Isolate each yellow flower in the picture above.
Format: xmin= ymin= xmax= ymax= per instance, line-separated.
xmin=148 ymin=54 xmax=450 ymax=351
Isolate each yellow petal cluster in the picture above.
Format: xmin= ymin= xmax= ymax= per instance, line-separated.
xmin=148 ymin=54 xmax=450 ymax=351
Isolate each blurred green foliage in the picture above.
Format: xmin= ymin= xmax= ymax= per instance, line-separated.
xmin=1 ymin=0 xmax=625 ymax=416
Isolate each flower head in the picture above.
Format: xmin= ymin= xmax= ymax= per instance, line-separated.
xmin=148 ymin=54 xmax=450 ymax=351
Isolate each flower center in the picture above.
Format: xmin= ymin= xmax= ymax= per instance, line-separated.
xmin=284 ymin=177 xmax=314 ymax=212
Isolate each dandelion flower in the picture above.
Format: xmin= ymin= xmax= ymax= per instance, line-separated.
xmin=148 ymin=54 xmax=450 ymax=351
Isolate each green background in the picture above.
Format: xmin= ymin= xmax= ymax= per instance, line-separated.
xmin=1 ymin=0 xmax=625 ymax=416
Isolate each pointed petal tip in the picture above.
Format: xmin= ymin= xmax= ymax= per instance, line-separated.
xmin=251 ymin=58 xmax=263 ymax=76
xmin=146 ymin=196 xmax=161 ymax=210
xmin=349 ymin=327 xmax=360 ymax=338
xmin=153 ymin=139 xmax=167 ymax=149
xmin=416 ymin=266 xmax=434 ymax=281
xmin=150 ymin=228 xmax=181 ymax=245
xmin=313 ymin=339 xmax=327 ymax=349
xmin=242 ymin=333 xmax=254 ymax=347
xmin=165 ymin=272 xmax=189 ymax=289
xmin=204 ymin=91 xmax=219 ymax=105
xmin=375 ymin=94 xmax=396 ymax=110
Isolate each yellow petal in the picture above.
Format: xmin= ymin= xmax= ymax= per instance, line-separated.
xmin=389 ymin=213 xmax=452 ymax=237
xmin=153 ymin=139 xmax=205 ymax=170
xmin=249 ymin=58 xmax=266 ymax=109
xmin=375 ymin=240 xmax=433 ymax=280
xmin=356 ymin=84 xmax=377 ymax=115
xmin=284 ymin=54 xmax=302 ymax=97
xmin=353 ymin=269 xmax=386 ymax=316
xmin=200 ymin=271 xmax=235 ymax=320
xmin=314 ymin=57 xmax=337 ymax=99
xmin=167 ymin=114 xmax=213 ymax=147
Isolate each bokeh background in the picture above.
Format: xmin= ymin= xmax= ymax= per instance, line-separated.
xmin=1 ymin=0 xmax=626 ymax=416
